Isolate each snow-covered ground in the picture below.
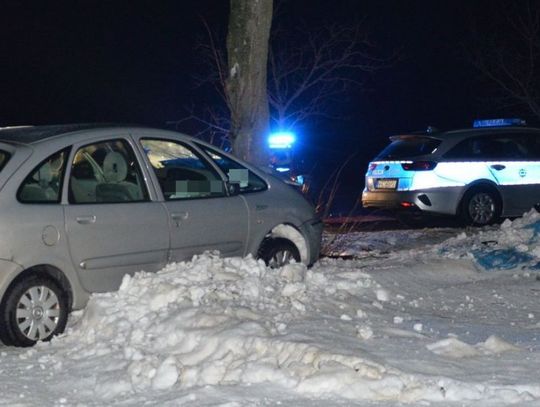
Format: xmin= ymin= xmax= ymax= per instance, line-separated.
xmin=3 ymin=213 xmax=540 ymax=406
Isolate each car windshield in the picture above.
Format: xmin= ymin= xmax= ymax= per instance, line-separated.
xmin=0 ymin=150 xmax=10 ymax=172
xmin=376 ymin=137 xmax=441 ymax=160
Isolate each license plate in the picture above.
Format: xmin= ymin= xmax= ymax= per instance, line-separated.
xmin=375 ymin=178 xmax=397 ymax=190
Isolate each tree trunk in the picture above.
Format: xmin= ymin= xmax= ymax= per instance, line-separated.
xmin=226 ymin=0 xmax=273 ymax=166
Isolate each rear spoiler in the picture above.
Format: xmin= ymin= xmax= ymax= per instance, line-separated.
xmin=389 ymin=134 xmax=442 ymax=141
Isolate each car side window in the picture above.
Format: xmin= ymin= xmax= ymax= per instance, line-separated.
xmin=445 ymin=134 xmax=533 ymax=161
xmin=514 ymin=134 xmax=540 ymax=160
xmin=18 ymin=148 xmax=70 ymax=204
xmin=140 ymin=139 xmax=226 ymax=200
xmin=69 ymin=139 xmax=149 ymax=204
xmin=199 ymin=145 xmax=268 ymax=193
xmin=444 ymin=137 xmax=489 ymax=160
xmin=484 ymin=136 xmax=526 ymax=160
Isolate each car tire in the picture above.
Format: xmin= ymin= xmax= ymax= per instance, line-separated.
xmin=258 ymin=238 xmax=301 ymax=268
xmin=0 ymin=276 xmax=68 ymax=347
xmin=460 ymin=187 xmax=501 ymax=226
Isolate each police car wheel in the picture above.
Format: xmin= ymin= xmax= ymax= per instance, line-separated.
xmin=461 ymin=188 xmax=501 ymax=226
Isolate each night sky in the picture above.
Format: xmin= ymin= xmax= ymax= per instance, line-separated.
xmin=0 ymin=1 xmax=533 ymax=198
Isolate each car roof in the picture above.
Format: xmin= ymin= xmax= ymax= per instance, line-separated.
xmin=0 ymin=124 xmax=133 ymax=145
xmin=0 ymin=123 xmax=196 ymax=147
xmin=391 ymin=126 xmax=540 ymax=142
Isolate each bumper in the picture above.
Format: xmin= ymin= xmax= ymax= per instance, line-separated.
xmin=362 ymin=188 xmax=462 ymax=215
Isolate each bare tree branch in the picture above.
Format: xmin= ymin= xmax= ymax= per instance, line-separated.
xmin=468 ymin=0 xmax=540 ymax=120
xmin=171 ymin=13 xmax=390 ymax=151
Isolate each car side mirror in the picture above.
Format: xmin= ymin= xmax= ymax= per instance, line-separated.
xmin=226 ymin=182 xmax=241 ymax=196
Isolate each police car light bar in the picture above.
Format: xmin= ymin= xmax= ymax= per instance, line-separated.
xmin=268 ymin=132 xmax=295 ymax=149
xmin=473 ymin=118 xmax=526 ymax=128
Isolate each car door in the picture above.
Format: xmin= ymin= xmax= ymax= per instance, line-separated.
xmin=64 ymin=137 xmax=170 ymax=293
xmin=484 ymin=134 xmax=540 ymax=213
xmin=513 ymin=133 xmax=540 ymax=209
xmin=137 ymin=137 xmax=248 ymax=262
xmin=195 ymin=143 xmax=272 ymax=243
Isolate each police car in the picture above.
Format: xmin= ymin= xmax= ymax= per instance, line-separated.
xmin=362 ymin=119 xmax=540 ymax=225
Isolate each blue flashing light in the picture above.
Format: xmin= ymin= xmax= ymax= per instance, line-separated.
xmin=275 ymin=167 xmax=290 ymax=172
xmin=268 ymin=132 xmax=295 ymax=149
xmin=473 ymin=118 xmax=526 ymax=128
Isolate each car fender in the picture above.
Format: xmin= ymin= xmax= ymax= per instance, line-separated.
xmin=248 ymin=217 xmax=309 ymax=263
xmin=16 ymin=255 xmax=90 ymax=310
xmin=0 ymin=259 xmax=24 ymax=304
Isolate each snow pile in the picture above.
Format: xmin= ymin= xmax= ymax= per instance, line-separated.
xmin=427 ymin=335 xmax=520 ymax=359
xmin=326 ymin=209 xmax=540 ymax=273
xmin=3 ymin=253 xmax=529 ymax=405
xmin=50 ymin=254 xmax=421 ymax=402
xmin=439 ymin=210 xmax=540 ymax=271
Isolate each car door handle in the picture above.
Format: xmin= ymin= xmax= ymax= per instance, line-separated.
xmin=171 ymin=212 xmax=189 ymax=221
xmin=490 ymin=164 xmax=506 ymax=171
xmin=255 ymin=204 xmax=268 ymax=211
xmin=75 ymin=215 xmax=96 ymax=224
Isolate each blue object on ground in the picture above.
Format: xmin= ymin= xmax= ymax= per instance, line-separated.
xmin=525 ymin=219 xmax=540 ymax=236
xmin=473 ymin=249 xmax=534 ymax=270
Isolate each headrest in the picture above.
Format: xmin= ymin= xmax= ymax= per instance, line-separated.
xmin=38 ymin=162 xmax=53 ymax=187
xmin=103 ymin=151 xmax=128 ymax=183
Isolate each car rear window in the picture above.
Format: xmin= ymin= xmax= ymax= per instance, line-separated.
xmin=0 ymin=150 xmax=10 ymax=172
xmin=376 ymin=137 xmax=441 ymax=160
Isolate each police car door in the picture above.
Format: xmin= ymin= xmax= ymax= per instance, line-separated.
xmin=486 ymin=134 xmax=540 ymax=213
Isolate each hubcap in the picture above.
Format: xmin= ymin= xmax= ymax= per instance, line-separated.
xmin=16 ymin=286 xmax=60 ymax=341
xmin=468 ymin=193 xmax=496 ymax=225
xmin=269 ymin=250 xmax=294 ymax=268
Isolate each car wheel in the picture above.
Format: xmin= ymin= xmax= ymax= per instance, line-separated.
xmin=460 ymin=187 xmax=501 ymax=226
xmin=0 ymin=276 xmax=68 ymax=347
xmin=258 ymin=238 xmax=301 ymax=268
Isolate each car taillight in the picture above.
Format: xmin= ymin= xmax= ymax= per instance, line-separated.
xmin=400 ymin=201 xmax=415 ymax=208
xmin=401 ymin=161 xmax=437 ymax=171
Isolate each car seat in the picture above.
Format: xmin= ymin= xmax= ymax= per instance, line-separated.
xmin=96 ymin=151 xmax=142 ymax=202
xmin=19 ymin=162 xmax=58 ymax=202
xmin=70 ymin=158 xmax=99 ymax=203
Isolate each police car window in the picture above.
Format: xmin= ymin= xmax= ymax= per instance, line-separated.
xmin=489 ymin=136 xmax=527 ymax=159
xmin=445 ymin=135 xmax=529 ymax=160
xmin=506 ymin=133 xmax=540 ymax=160
xmin=376 ymin=137 xmax=441 ymax=160
xmin=444 ymin=138 xmax=479 ymax=159
xmin=198 ymin=145 xmax=267 ymax=193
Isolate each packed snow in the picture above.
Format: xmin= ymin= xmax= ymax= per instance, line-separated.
xmin=2 ymin=212 xmax=540 ymax=406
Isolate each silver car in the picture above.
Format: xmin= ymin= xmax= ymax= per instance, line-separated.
xmin=362 ymin=120 xmax=540 ymax=225
xmin=0 ymin=124 xmax=322 ymax=347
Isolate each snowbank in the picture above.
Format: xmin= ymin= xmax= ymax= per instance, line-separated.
xmin=0 ymin=251 xmax=534 ymax=406
xmin=439 ymin=210 xmax=540 ymax=271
